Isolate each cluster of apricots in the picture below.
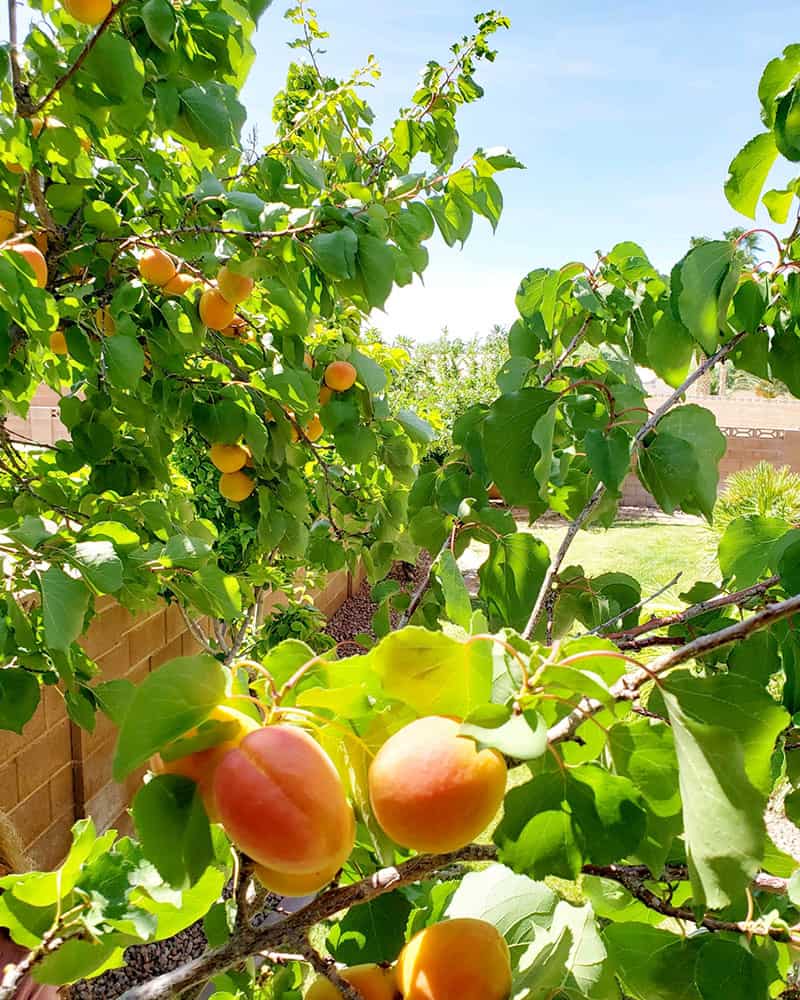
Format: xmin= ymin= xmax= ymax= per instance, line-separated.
xmin=154 ymin=708 xmax=511 ymax=999
xmin=204 ymin=359 xmax=359 ymax=503
xmin=138 ymin=247 xmax=197 ymax=297
xmin=305 ymin=918 xmax=511 ymax=1000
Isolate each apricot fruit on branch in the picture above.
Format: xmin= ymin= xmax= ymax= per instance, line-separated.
xmin=49 ymin=331 xmax=68 ymax=355
xmin=305 ymin=416 xmax=324 ymax=442
xmin=138 ymin=247 xmax=177 ymax=287
xmin=306 ymin=963 xmax=398 ymax=1000
xmin=212 ymin=724 xmax=355 ymax=876
xmin=324 ymin=360 xmax=357 ymax=392
xmin=62 ymin=0 xmax=112 ymax=24
xmin=219 ymin=471 xmax=256 ymax=502
xmin=151 ymin=705 xmax=259 ymax=820
xmin=210 ymin=443 xmax=249 ymax=473
xmin=162 ymin=272 xmax=196 ymax=297
xmin=217 ymin=265 xmax=254 ymax=304
xmin=200 ymin=287 xmax=237 ymax=331
xmin=368 ymin=715 xmax=507 ymax=853
xmin=0 ymin=210 xmax=16 ymax=242
xmin=253 ymin=858 xmax=342 ymax=897
xmin=7 ymin=242 xmax=47 ymax=288
xmin=397 ymin=918 xmax=512 ymax=1000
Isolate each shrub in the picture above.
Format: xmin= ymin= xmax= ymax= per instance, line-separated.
xmin=253 ymin=600 xmax=335 ymax=655
xmin=713 ymin=462 xmax=800 ymax=533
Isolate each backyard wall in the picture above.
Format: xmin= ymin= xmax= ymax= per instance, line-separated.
xmin=1 ymin=569 xmax=362 ymax=870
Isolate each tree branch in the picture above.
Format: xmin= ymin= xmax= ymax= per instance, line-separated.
xmin=588 ymin=575 xmax=683 ymax=636
xmin=176 ymin=603 xmax=215 ymax=655
xmin=522 ymin=330 xmax=749 ymax=641
xmin=397 ymin=538 xmax=449 ymax=628
xmin=547 ymin=591 xmax=800 ymax=745
xmin=608 ymin=576 xmax=780 ymax=647
xmin=542 ymin=316 xmax=592 ymax=387
xmin=297 ymin=938 xmax=364 ymax=1000
xmin=117 ymin=844 xmax=496 ymax=1000
xmin=26 ymin=0 xmax=133 ymax=117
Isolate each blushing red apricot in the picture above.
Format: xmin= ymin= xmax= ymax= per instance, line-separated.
xmin=397 ymin=918 xmax=511 ymax=1000
xmin=151 ymin=705 xmax=259 ymax=820
xmin=7 ymin=242 xmax=47 ymax=288
xmin=368 ymin=716 xmax=507 ymax=853
xmin=212 ymin=724 xmax=355 ymax=875
xmin=324 ymin=360 xmax=357 ymax=392
xmin=306 ymin=964 xmax=398 ymax=1000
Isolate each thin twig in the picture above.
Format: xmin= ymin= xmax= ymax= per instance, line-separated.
xmin=397 ymin=538 xmax=450 ymax=628
xmin=587 ymin=573 xmax=682 ymax=636
xmin=297 ymin=938 xmax=363 ymax=1000
xmin=176 ymin=603 xmax=215 ymax=655
xmin=542 ymin=317 xmax=592 ymax=386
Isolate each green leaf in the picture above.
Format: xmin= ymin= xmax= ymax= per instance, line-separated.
xmin=636 ymin=432 xmax=699 ymax=516
xmin=357 ymin=234 xmax=395 ymax=310
xmin=778 ymin=537 xmax=800 ymax=593
xmin=584 ymin=428 xmax=631 ymax=492
xmin=647 ymin=310 xmax=694 ymax=388
xmin=605 ymin=923 xmax=702 ymax=1000
xmin=694 ymin=937 xmax=769 ymax=1000
xmin=141 ymin=0 xmax=176 ymax=51
xmin=40 ymin=567 xmax=89 ymax=653
xmin=656 ymin=405 xmax=726 ymax=521
xmin=775 ymin=84 xmax=800 ymax=162
xmin=460 ymin=709 xmax=547 ymax=761
xmin=0 ymin=669 xmax=40 ymax=733
xmin=179 ymin=83 xmax=246 ymax=150
xmin=132 ymin=775 xmax=213 ymax=887
xmin=395 ymin=409 xmax=435 ymax=445
xmin=724 ymin=133 xmax=779 ymax=218
xmin=113 ymin=655 xmax=226 ymax=780
xmin=175 ymin=565 xmax=242 ymax=620
xmin=327 ymin=890 xmax=411 ymax=966
xmin=483 ymin=389 xmax=558 ymax=511
xmin=310 ymin=228 xmax=358 ymax=280
xmin=718 ymin=515 xmax=790 ymax=587
xmin=478 ymin=534 xmax=550 ymax=632
xmin=608 ymin=720 xmax=681 ymax=818
xmin=437 ymin=549 xmax=472 ymax=629
xmin=70 ymin=541 xmax=124 ymax=594
xmin=763 ymin=186 xmax=796 ymax=223
xmin=105 ymin=335 xmax=145 ymax=389
xmin=367 ymin=627 xmax=492 ymax=719
xmin=759 ymin=44 xmax=800 ymax=126
xmin=770 ymin=326 xmax=800 ymax=397
xmin=672 ymin=241 xmax=740 ymax=354
xmin=661 ymin=669 xmax=789 ymax=909
xmin=82 ymin=33 xmax=145 ymax=103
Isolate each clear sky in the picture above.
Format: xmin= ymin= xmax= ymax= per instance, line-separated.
xmin=243 ymin=2 xmax=798 ymax=341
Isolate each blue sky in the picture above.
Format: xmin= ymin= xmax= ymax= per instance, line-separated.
xmin=244 ymin=3 xmax=797 ymax=341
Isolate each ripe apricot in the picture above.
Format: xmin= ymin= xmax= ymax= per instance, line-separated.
xmin=304 ymin=350 xmax=314 ymax=369
xmin=0 ymin=210 xmax=16 ymax=242
xmin=49 ymin=330 xmax=68 ymax=355
xmin=304 ymin=416 xmax=324 ymax=442
xmin=200 ymin=287 xmax=236 ymax=331
xmin=152 ymin=705 xmax=259 ymax=819
xmin=217 ymin=265 xmax=253 ymax=304
xmin=368 ymin=716 xmax=507 ymax=853
xmin=212 ymin=724 xmax=355 ymax=875
xmin=306 ymin=964 xmax=398 ymax=1000
xmin=8 ymin=242 xmax=47 ymax=288
xmin=253 ymin=857 xmax=340 ymax=897
xmin=319 ymin=385 xmax=334 ymax=406
xmin=139 ymin=247 xmax=177 ymax=287
xmin=209 ymin=443 xmax=249 ymax=473
xmin=94 ymin=306 xmax=115 ymax=335
xmin=219 ymin=471 xmax=256 ymax=502
xmin=5 ymin=162 xmax=24 ymax=175
xmin=162 ymin=272 xmax=195 ymax=297
xmin=397 ymin=919 xmax=511 ymax=1000
xmin=221 ymin=315 xmax=247 ymax=338
xmin=324 ymin=360 xmax=357 ymax=392
xmin=62 ymin=0 xmax=112 ymax=25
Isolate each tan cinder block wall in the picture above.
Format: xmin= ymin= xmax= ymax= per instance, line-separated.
xmin=2 ymin=570 xmax=359 ymax=870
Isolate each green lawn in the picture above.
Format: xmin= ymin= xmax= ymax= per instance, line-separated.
xmin=532 ymin=519 xmax=718 ymax=608
xmin=463 ymin=517 xmax=718 ymax=610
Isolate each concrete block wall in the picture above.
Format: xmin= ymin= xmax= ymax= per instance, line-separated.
xmin=2 ymin=572 xmax=359 ymax=871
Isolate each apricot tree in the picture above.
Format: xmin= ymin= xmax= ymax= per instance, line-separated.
xmin=3 ymin=3 xmax=800 ymax=999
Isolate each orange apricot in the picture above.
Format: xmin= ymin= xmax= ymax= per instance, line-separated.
xmin=304 ymin=415 xmax=324 ymax=442
xmin=219 ymin=471 xmax=256 ymax=502
xmin=212 ymin=724 xmax=355 ymax=875
xmin=162 ymin=272 xmax=195 ymax=297
xmin=139 ymin=247 xmax=177 ymax=287
xmin=368 ymin=716 xmax=507 ymax=853
xmin=62 ymin=0 xmax=112 ymax=25
xmin=253 ymin=855 xmax=341 ymax=898
xmin=217 ymin=264 xmax=254 ymax=304
xmin=49 ymin=330 xmax=68 ymax=355
xmin=0 ymin=210 xmax=16 ymax=242
xmin=6 ymin=162 xmax=24 ymax=175
xmin=221 ymin=314 xmax=248 ymax=338
xmin=94 ymin=306 xmax=116 ymax=335
xmin=397 ymin=918 xmax=511 ymax=1000
xmin=306 ymin=964 xmax=398 ymax=1000
xmin=324 ymin=360 xmax=357 ymax=392
xmin=209 ymin=443 xmax=249 ymax=473
xmin=151 ymin=705 xmax=259 ymax=820
xmin=319 ymin=385 xmax=334 ymax=406
xmin=7 ymin=242 xmax=47 ymax=288
xmin=199 ymin=287 xmax=236 ymax=331
xmin=304 ymin=350 xmax=314 ymax=369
